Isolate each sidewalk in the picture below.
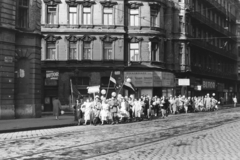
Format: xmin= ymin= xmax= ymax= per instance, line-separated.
xmin=0 ymin=115 xmax=77 ymax=133
xmin=0 ymin=104 xmax=238 ymax=134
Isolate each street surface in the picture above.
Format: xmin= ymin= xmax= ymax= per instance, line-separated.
xmin=1 ymin=107 xmax=240 ymax=160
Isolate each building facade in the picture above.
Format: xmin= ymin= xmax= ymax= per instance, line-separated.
xmin=178 ymin=0 xmax=239 ymax=103
xmin=0 ymin=0 xmax=42 ymax=119
xmin=41 ymin=0 xmax=180 ymax=111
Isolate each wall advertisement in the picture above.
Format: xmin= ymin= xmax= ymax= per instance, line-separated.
xmin=124 ymin=71 xmax=175 ymax=87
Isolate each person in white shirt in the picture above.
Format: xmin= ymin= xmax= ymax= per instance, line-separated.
xmin=233 ymin=96 xmax=237 ymax=107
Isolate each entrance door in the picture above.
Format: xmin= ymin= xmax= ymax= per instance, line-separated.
xmin=44 ymin=96 xmax=53 ymax=112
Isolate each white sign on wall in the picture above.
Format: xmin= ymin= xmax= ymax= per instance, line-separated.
xmin=178 ymin=79 xmax=190 ymax=86
xmin=46 ymin=71 xmax=59 ymax=80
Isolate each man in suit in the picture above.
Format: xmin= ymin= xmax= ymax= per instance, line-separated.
xmin=52 ymin=97 xmax=61 ymax=120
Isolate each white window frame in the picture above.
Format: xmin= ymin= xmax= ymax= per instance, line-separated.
xmin=103 ymin=7 xmax=113 ymax=25
xmin=68 ymin=6 xmax=78 ymax=25
xmin=46 ymin=43 xmax=56 ymax=60
xmin=82 ymin=7 xmax=91 ymax=25
xmin=130 ymin=43 xmax=140 ymax=61
xmin=103 ymin=42 xmax=113 ymax=60
xmin=83 ymin=42 xmax=92 ymax=60
xmin=130 ymin=9 xmax=139 ymax=26
xmin=47 ymin=5 xmax=57 ymax=24
xmin=69 ymin=42 xmax=77 ymax=60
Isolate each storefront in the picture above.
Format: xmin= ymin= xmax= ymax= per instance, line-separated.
xmin=43 ymin=70 xmax=59 ymax=112
xmin=124 ymin=71 xmax=175 ymax=98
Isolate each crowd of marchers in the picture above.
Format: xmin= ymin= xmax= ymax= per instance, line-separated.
xmin=74 ymin=93 xmax=220 ymax=126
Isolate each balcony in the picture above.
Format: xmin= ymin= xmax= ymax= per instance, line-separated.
xmin=190 ymin=39 xmax=237 ymax=60
xmin=191 ymin=66 xmax=237 ymax=80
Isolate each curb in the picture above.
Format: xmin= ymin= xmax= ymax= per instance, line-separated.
xmin=0 ymin=122 xmax=77 ymax=134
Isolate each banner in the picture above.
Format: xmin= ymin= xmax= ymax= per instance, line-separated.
xmin=87 ymin=86 xmax=100 ymax=94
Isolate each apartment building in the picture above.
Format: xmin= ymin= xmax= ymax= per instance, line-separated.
xmin=0 ymin=0 xmax=42 ymax=119
xmin=41 ymin=0 xmax=180 ymax=111
xmin=178 ymin=0 xmax=239 ymax=103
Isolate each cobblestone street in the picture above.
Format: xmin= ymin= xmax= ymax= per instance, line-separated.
xmin=1 ymin=107 xmax=240 ymax=160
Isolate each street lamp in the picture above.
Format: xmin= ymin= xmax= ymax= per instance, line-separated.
xmin=126 ymin=78 xmax=131 ymax=83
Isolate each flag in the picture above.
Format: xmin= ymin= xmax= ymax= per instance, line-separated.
xmin=110 ymin=76 xmax=116 ymax=84
xmin=220 ymin=41 xmax=228 ymax=48
xmin=70 ymin=79 xmax=80 ymax=97
xmin=124 ymin=81 xmax=136 ymax=92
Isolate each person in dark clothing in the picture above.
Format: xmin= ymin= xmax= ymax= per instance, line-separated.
xmin=144 ymin=97 xmax=150 ymax=119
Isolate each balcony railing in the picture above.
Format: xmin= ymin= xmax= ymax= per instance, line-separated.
xmin=190 ymin=11 xmax=237 ymax=40
xmin=190 ymin=39 xmax=237 ymax=60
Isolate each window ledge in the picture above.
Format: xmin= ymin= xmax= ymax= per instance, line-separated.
xmin=102 ymin=59 xmax=114 ymax=63
xmin=130 ymin=61 xmax=142 ymax=64
xmin=102 ymin=25 xmax=116 ymax=29
xmin=66 ymin=24 xmax=80 ymax=28
xmin=44 ymin=24 xmax=60 ymax=28
xmin=67 ymin=59 xmax=79 ymax=63
xmin=150 ymin=27 xmax=164 ymax=32
xmin=80 ymin=25 xmax=94 ymax=29
xmin=128 ymin=26 xmax=142 ymax=30
xmin=81 ymin=59 xmax=92 ymax=63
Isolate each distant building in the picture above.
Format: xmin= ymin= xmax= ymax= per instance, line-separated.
xmin=0 ymin=0 xmax=42 ymax=119
xmin=40 ymin=0 xmax=180 ymax=111
xmin=178 ymin=0 xmax=239 ymax=103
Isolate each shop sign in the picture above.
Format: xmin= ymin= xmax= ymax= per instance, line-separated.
xmin=178 ymin=79 xmax=190 ymax=86
xmin=194 ymin=85 xmax=202 ymax=91
xmin=4 ymin=56 xmax=13 ymax=63
xmin=162 ymin=72 xmax=175 ymax=87
xmin=124 ymin=72 xmax=153 ymax=87
xmin=46 ymin=71 xmax=59 ymax=80
xmin=202 ymin=79 xmax=216 ymax=90
xmin=153 ymin=72 xmax=175 ymax=87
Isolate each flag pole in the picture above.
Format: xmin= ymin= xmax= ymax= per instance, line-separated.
xmin=70 ymin=79 xmax=74 ymax=107
xmin=117 ymin=82 xmax=124 ymax=95
xmin=106 ymin=71 xmax=112 ymax=98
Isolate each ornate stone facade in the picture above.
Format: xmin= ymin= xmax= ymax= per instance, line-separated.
xmin=0 ymin=0 xmax=42 ymax=119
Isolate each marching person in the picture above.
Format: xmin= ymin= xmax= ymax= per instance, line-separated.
xmin=100 ymin=98 xmax=111 ymax=125
xmin=204 ymin=94 xmax=211 ymax=111
xmin=53 ymin=97 xmax=61 ymax=120
xmin=81 ymin=98 xmax=93 ymax=125
xmin=233 ymin=96 xmax=237 ymax=107
xmin=109 ymin=92 xmax=119 ymax=125
xmin=92 ymin=96 xmax=102 ymax=125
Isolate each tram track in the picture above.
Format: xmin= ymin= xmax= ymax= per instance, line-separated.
xmin=4 ymin=111 xmax=240 ymax=160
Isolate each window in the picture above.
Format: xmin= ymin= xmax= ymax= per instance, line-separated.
xmin=47 ymin=6 xmax=57 ymax=24
xmin=83 ymin=7 xmax=91 ymax=25
xmin=69 ymin=42 xmax=77 ymax=60
xmin=151 ymin=42 xmax=159 ymax=61
xmin=130 ymin=43 xmax=139 ymax=61
xmin=72 ymin=77 xmax=89 ymax=85
xmin=69 ymin=7 xmax=77 ymax=25
xmin=103 ymin=42 xmax=112 ymax=60
xmin=130 ymin=9 xmax=139 ymax=26
xmin=83 ymin=42 xmax=91 ymax=60
xmin=46 ymin=43 xmax=56 ymax=60
xmin=18 ymin=0 xmax=29 ymax=28
xmin=103 ymin=7 xmax=113 ymax=25
xmin=150 ymin=9 xmax=158 ymax=27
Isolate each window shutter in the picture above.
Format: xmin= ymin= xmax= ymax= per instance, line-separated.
xmin=79 ymin=41 xmax=83 ymax=60
xmin=66 ymin=41 xmax=69 ymax=60
xmin=42 ymin=39 xmax=46 ymax=60
xmin=56 ymin=41 xmax=59 ymax=60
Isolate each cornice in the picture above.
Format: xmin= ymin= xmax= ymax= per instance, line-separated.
xmin=43 ymin=0 xmax=61 ymax=5
xmin=127 ymin=2 xmax=143 ymax=9
xmin=65 ymin=35 xmax=80 ymax=42
xmin=100 ymin=1 xmax=117 ymax=7
xmin=100 ymin=35 xmax=118 ymax=42
xmin=79 ymin=35 xmax=96 ymax=41
xmin=43 ymin=35 xmax=62 ymax=42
